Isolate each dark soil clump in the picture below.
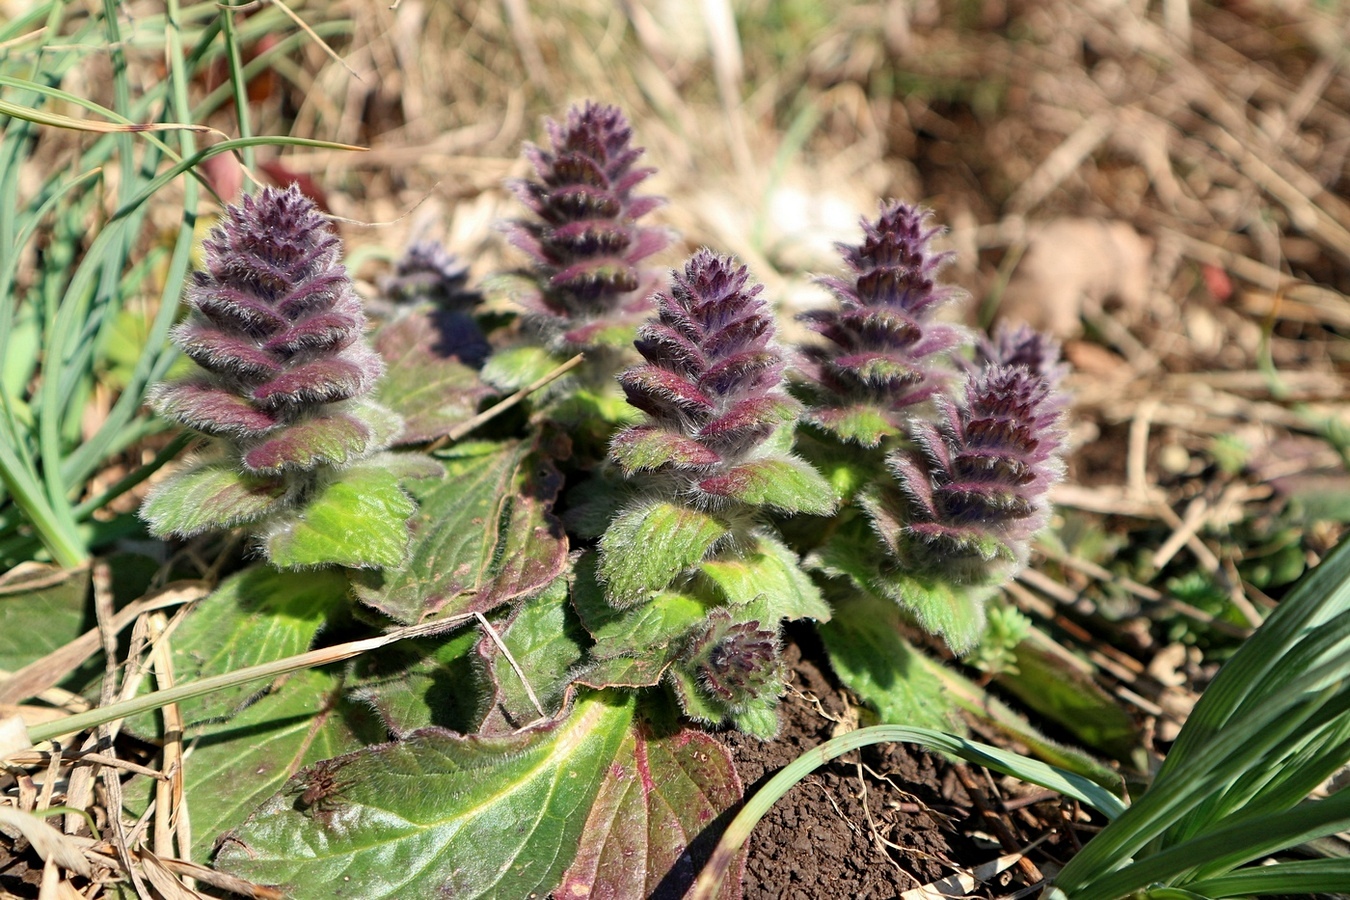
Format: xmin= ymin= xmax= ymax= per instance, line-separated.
xmin=723 ymin=627 xmax=992 ymax=899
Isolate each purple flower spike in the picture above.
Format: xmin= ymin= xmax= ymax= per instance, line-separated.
xmin=798 ymin=201 xmax=969 ymax=446
xmin=381 ymin=240 xmax=471 ymax=307
xmin=611 ymin=251 xmax=801 ymax=492
xmin=683 ymin=611 xmax=783 ymax=715
xmin=504 ymin=101 xmax=670 ymax=347
xmin=886 ymin=364 xmax=1065 ymax=582
xmin=970 ymin=321 xmax=1069 ymax=388
xmin=155 ymin=185 xmax=382 ymax=437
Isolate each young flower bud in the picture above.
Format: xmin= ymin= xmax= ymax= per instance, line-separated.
xmin=969 ymin=321 xmax=1069 ymax=388
xmin=503 ymin=101 xmax=670 ymax=348
xmin=885 ymin=363 xmax=1066 ymax=583
xmin=380 ymin=239 xmax=471 ymax=308
xmin=798 ymin=201 xmax=968 ymax=446
xmin=679 ymin=611 xmax=783 ymax=717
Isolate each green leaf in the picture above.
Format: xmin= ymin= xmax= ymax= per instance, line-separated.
xmin=476 ymin=575 xmax=587 ymax=733
xmin=216 ymin=690 xmax=637 ymax=900
xmin=140 ymin=460 xmax=286 ymax=538
xmin=817 ymin=587 xmax=960 ymax=733
xmin=373 ymin=307 xmax=493 ymax=444
xmin=265 ymin=463 xmax=414 ymax=569
xmin=803 ymin=403 xmax=897 ymax=448
xmin=994 ymin=628 xmax=1140 ymax=760
xmin=181 ymin=667 xmax=382 ymax=861
xmin=697 ymin=454 xmax=837 ymax=515
xmin=478 ymin=271 xmax=545 ymax=317
xmin=159 ymin=566 xmax=350 ymax=725
xmin=609 ymin=425 xmax=720 ymax=475
xmin=353 ymin=441 xmax=567 ymax=623
xmin=589 ymin=590 xmax=712 ymax=661
xmin=699 ymin=532 xmax=831 ymax=623
xmin=557 ymin=713 xmax=744 ymax=900
xmin=240 ymin=410 xmax=374 ymax=474
xmin=814 ymin=525 xmax=989 ymax=654
xmin=574 ymin=654 xmax=675 ymax=690
xmin=481 ymin=344 xmax=565 ymax=392
xmin=0 ymin=564 xmax=89 ymax=681
xmin=599 ymin=499 xmax=729 ymax=607
xmin=351 ymin=627 xmax=482 ymax=736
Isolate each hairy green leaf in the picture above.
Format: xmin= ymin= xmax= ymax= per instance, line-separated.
xmin=351 ymin=627 xmax=482 ymax=737
xmin=182 ymin=668 xmax=382 ymax=861
xmin=265 ymin=464 xmax=414 ymax=569
xmin=476 ymin=576 xmax=587 ymax=733
xmin=817 ymin=587 xmax=960 ymax=733
xmin=599 ymin=499 xmax=729 ymax=607
xmin=216 ymin=690 xmax=636 ymax=900
xmin=589 ymin=590 xmax=712 ymax=662
xmin=697 ymin=455 xmax=837 ymax=515
xmin=140 ymin=460 xmax=285 ymax=538
xmin=481 ymin=344 xmax=565 ymax=392
xmin=161 ymin=566 xmax=350 ymax=725
xmin=374 ymin=308 xmax=493 ymax=444
xmin=699 ymin=532 xmax=830 ymax=623
xmin=803 ymin=403 xmax=896 ymax=448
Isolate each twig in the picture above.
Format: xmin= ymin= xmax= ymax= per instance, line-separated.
xmin=475 ymin=612 xmax=545 ymax=718
xmin=428 ymin=353 xmax=585 ymax=451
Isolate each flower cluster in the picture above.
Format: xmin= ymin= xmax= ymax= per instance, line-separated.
xmin=380 ymin=239 xmax=471 ymax=308
xmin=141 ymin=186 xmax=410 ymax=568
xmin=798 ymin=201 xmax=967 ymax=446
xmin=609 ymin=249 xmax=800 ymax=503
xmin=503 ymin=101 xmax=670 ymax=349
xmin=884 ymin=363 xmax=1066 ymax=583
xmin=682 ymin=611 xmax=783 ymax=717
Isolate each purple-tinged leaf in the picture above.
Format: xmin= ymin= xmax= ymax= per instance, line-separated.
xmin=150 ymin=378 xmax=281 ymax=437
xmin=240 ymin=411 xmax=372 ymax=474
xmin=610 ymin=425 xmax=721 ymax=475
xmin=557 ymin=721 xmax=744 ymax=900
xmin=352 ymin=441 xmax=563 ymax=623
xmin=216 ymin=691 xmax=636 ymax=900
xmin=696 ymin=455 xmax=837 ymax=515
xmin=250 ymin=349 xmax=381 ymax=407
xmin=141 ymin=460 xmax=286 ymax=538
xmin=373 ymin=307 xmax=494 ymax=444
xmin=172 ymin=323 xmax=283 ymax=379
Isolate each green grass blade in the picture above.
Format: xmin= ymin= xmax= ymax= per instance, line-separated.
xmin=1077 ymin=788 xmax=1350 ymax=897
xmin=1184 ymin=858 xmax=1350 ymax=897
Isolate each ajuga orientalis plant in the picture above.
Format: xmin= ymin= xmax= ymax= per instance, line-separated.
xmin=109 ymin=100 xmax=1086 ymax=900
xmin=804 ymin=210 xmax=1068 ymax=653
xmin=593 ymin=250 xmax=837 ymax=734
xmin=140 ymin=185 xmax=416 ymax=569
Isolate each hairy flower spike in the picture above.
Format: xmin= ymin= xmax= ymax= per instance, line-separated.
xmin=970 ymin=321 xmax=1069 ymax=388
xmin=504 ymin=101 xmax=670 ymax=348
xmin=153 ymin=185 xmax=383 ymax=449
xmin=611 ymin=250 xmax=808 ymax=504
xmin=798 ymin=201 xmax=969 ymax=446
xmin=380 ymin=240 xmax=471 ymax=307
xmin=141 ymin=186 xmax=412 ymax=568
xmin=885 ymin=363 xmax=1065 ymax=583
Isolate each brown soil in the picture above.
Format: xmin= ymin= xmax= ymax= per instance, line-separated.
xmin=722 ymin=627 xmax=1086 ymax=899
